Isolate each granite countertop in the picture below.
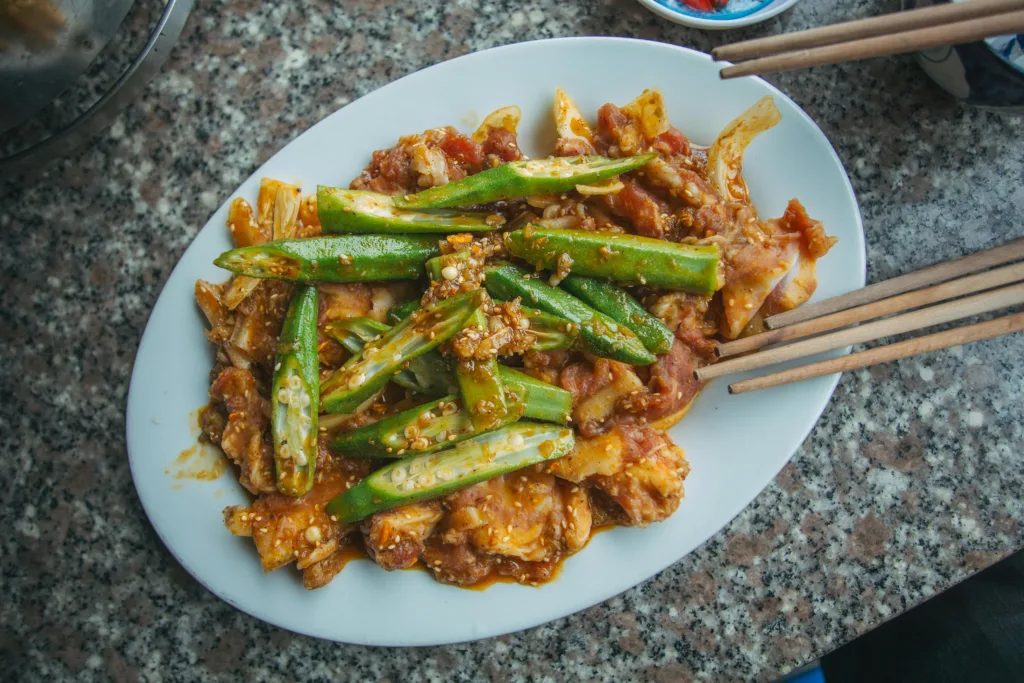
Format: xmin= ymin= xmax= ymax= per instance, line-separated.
xmin=3 ymin=0 xmax=1023 ymax=680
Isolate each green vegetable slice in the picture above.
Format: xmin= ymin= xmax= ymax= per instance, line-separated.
xmin=320 ymin=290 xmax=484 ymax=414
xmin=394 ymin=154 xmax=656 ymax=209
xmin=329 ymin=387 xmax=526 ymax=459
xmin=214 ymin=235 xmax=440 ymax=283
xmin=325 ymin=424 xmax=575 ymax=522
xmin=271 ymin=286 xmax=319 ymax=496
xmin=456 ymin=308 xmax=510 ymax=431
xmin=484 ymin=262 xmax=655 ymax=365
xmin=561 ymin=275 xmax=674 ymax=355
xmin=505 ymin=227 xmax=720 ymax=296
xmin=318 ymin=186 xmax=502 ymax=233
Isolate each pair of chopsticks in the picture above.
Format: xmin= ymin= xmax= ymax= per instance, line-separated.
xmin=714 ymin=0 xmax=1024 ymax=79
xmin=696 ymin=238 xmax=1024 ymax=394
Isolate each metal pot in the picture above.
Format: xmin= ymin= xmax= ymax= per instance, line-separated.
xmin=0 ymin=0 xmax=192 ymax=175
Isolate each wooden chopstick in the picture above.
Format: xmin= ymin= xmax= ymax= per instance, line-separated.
xmin=728 ymin=311 xmax=1024 ymax=394
xmin=712 ymin=0 xmax=1024 ymax=63
xmin=765 ymin=238 xmax=1024 ymax=330
xmin=716 ymin=261 xmax=1024 ymax=359
xmin=718 ymin=9 xmax=1024 ymax=79
xmin=695 ymin=282 xmax=1024 ymax=381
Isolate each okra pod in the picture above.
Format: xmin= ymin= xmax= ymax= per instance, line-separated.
xmin=213 ymin=235 xmax=440 ymax=283
xmin=387 ymin=299 xmax=421 ymax=324
xmin=329 ymin=389 xmax=525 ymax=459
xmin=394 ymin=154 xmax=657 ymax=209
xmin=329 ymin=368 xmax=570 ymax=458
xmin=324 ymin=317 xmax=577 ymax=401
xmin=491 ymin=300 xmax=578 ymax=352
xmin=505 ymin=227 xmax=721 ymax=296
xmin=426 ymin=250 xmax=472 ymax=282
xmin=484 ymin=263 xmax=655 ymax=365
xmin=323 ymin=317 xmax=455 ymax=397
xmin=456 ymin=309 xmax=510 ymax=431
xmin=317 ymin=186 xmax=502 ymax=233
xmin=561 ymin=275 xmax=674 ymax=355
xmin=320 ymin=290 xmax=484 ymax=413
xmin=498 ymin=366 xmax=572 ymax=424
xmin=271 ymin=286 xmax=319 ymax=497
xmin=325 ymin=424 xmax=575 ymax=522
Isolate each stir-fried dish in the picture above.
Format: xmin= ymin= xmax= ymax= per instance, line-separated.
xmin=196 ymin=89 xmax=837 ymax=589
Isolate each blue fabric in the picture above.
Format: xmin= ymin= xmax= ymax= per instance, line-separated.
xmin=782 ymin=667 xmax=825 ymax=683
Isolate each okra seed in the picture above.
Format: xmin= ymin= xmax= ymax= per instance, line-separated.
xmin=391 ymin=468 xmax=407 ymax=484
xmin=441 ymin=266 xmax=459 ymax=280
xmin=304 ymin=526 xmax=322 ymax=543
xmin=509 ymin=432 xmax=525 ymax=448
xmin=298 ymin=392 xmax=311 ymax=407
xmin=277 ymin=389 xmax=290 ymax=404
xmin=349 ymin=373 xmax=367 ymax=388
xmin=287 ymin=375 xmax=302 ymax=390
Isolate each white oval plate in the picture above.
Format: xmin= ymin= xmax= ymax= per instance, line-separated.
xmin=127 ymin=37 xmax=865 ymax=646
xmin=636 ymin=0 xmax=801 ymax=30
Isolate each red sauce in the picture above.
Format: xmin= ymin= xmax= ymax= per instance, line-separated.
xmin=328 ymin=521 xmax=621 ymax=591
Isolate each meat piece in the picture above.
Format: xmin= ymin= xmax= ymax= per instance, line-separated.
xmin=230 ymin=280 xmax=293 ymax=368
xmin=363 ymin=502 xmax=444 ymax=570
xmin=195 ymin=280 xmax=234 ymax=345
xmin=199 ymin=404 xmax=227 ymax=444
xmin=493 ymin=555 xmax=561 ymax=585
xmin=593 ymin=438 xmax=689 ymax=526
xmin=209 ymin=367 xmax=276 ymax=494
xmin=522 ymin=349 xmax=569 ymax=385
xmin=697 ymin=199 xmax=835 ymax=338
xmin=559 ymin=357 xmax=643 ymax=436
xmin=596 ymin=103 xmax=643 ymax=157
xmin=350 ymin=127 xmax=484 ymax=195
xmin=222 ymin=468 xmax=352 ymax=572
xmin=302 ymin=548 xmax=349 ymax=589
xmin=481 ymin=127 xmax=524 ymax=163
xmin=652 ymin=128 xmax=691 ymax=157
xmin=555 ymin=137 xmax=595 ymax=157
xmin=601 ymin=179 xmax=675 ymax=239
xmin=422 ymin=539 xmax=494 ymax=586
xmin=648 ymin=291 xmax=718 ymax=358
xmin=441 ymin=470 xmax=592 ymax=564
xmin=551 ymin=423 xmax=689 ymax=526
xmin=644 ymin=339 xmax=705 ymax=425
xmin=317 ymin=283 xmax=373 ymax=324
xmin=643 ymin=157 xmax=720 ymax=210
xmin=780 ymin=199 xmax=837 ymax=260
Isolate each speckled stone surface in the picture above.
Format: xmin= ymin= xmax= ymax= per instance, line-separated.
xmin=2 ymin=0 xmax=1023 ymax=680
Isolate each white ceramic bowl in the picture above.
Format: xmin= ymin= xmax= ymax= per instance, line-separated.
xmin=636 ymin=0 xmax=802 ymax=30
xmin=126 ymin=37 xmax=864 ymax=646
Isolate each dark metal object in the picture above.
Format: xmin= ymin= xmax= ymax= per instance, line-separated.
xmin=0 ymin=0 xmax=193 ymax=176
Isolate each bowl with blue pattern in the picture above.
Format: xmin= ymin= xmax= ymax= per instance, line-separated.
xmin=636 ymin=0 xmax=801 ymax=30
xmin=904 ymin=0 xmax=1024 ymax=112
